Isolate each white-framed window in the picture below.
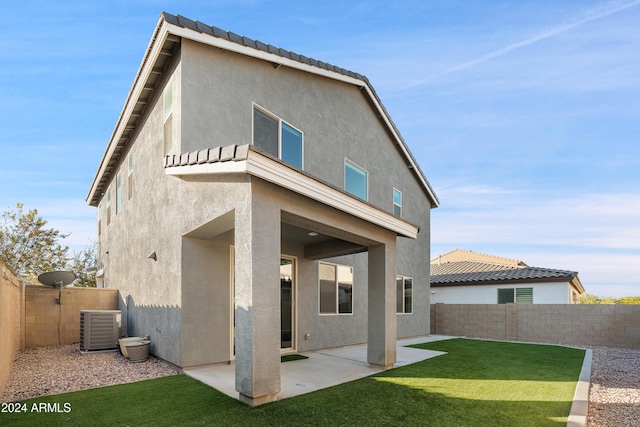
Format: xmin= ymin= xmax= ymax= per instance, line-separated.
xmin=396 ymin=276 xmax=413 ymax=314
xmin=345 ymin=159 xmax=367 ymax=201
xmin=319 ymin=262 xmax=353 ymax=315
xmin=163 ymin=81 xmax=173 ymax=155
xmin=105 ymin=185 xmax=112 ymax=225
xmin=127 ymin=152 xmax=134 ymax=201
xmin=393 ymin=188 xmax=402 ymax=217
xmin=97 ymin=202 xmax=102 ymax=235
xmin=115 ymin=172 xmax=122 ymax=215
xmin=498 ymin=287 xmax=533 ymax=304
xmin=253 ymin=105 xmax=303 ymax=169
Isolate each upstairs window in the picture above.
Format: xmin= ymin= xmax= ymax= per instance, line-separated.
xmin=345 ymin=159 xmax=367 ymax=201
xmin=253 ymin=106 xmax=303 ymax=169
xmin=115 ymin=172 xmax=122 ymax=215
xmin=393 ymin=188 xmax=402 ymax=217
xmin=127 ymin=152 xmax=134 ymax=201
xmin=163 ymin=81 xmax=173 ymax=155
xmin=97 ymin=202 xmax=102 ymax=235
xmin=106 ymin=186 xmax=112 ymax=225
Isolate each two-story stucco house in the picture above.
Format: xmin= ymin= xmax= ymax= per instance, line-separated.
xmin=86 ymin=13 xmax=439 ymax=406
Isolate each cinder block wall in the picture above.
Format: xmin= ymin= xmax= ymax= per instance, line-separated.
xmin=24 ymin=285 xmax=119 ymax=348
xmin=431 ymin=303 xmax=640 ymax=349
xmin=0 ymin=262 xmax=24 ymax=396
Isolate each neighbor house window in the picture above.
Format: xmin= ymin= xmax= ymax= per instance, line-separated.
xmin=393 ymin=188 xmax=402 ymax=217
xmin=127 ymin=152 xmax=134 ymax=201
xmin=115 ymin=172 xmax=122 ymax=214
xmin=396 ymin=276 xmax=413 ymax=314
xmin=319 ymin=262 xmax=353 ymax=314
xmin=163 ymin=81 xmax=173 ymax=155
xmin=516 ymin=288 xmax=533 ymax=304
xmin=345 ymin=160 xmax=367 ymax=200
xmin=498 ymin=288 xmax=533 ymax=304
xmin=253 ymin=105 xmax=303 ymax=169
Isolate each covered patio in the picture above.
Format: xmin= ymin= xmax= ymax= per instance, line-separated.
xmin=172 ymin=147 xmax=424 ymax=406
xmin=183 ymin=335 xmax=452 ymax=401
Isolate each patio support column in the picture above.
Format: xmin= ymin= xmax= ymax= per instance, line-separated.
xmin=367 ymin=240 xmax=397 ymax=369
xmin=234 ymin=190 xmax=281 ymax=406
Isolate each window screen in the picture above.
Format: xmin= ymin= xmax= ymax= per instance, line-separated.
xmin=281 ymin=122 xmax=303 ymax=169
xmin=253 ymin=108 xmax=278 ymax=157
xmin=516 ymin=288 xmax=533 ymax=304
xmin=319 ymin=263 xmax=337 ymax=314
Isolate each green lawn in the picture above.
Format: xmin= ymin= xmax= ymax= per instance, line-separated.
xmin=1 ymin=339 xmax=585 ymax=426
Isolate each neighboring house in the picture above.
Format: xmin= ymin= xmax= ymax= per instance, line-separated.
xmin=86 ymin=13 xmax=439 ymax=405
xmin=430 ymin=249 xmax=584 ymax=304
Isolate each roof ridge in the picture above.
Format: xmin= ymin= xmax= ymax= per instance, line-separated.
xmin=431 ymin=249 xmax=525 ymax=266
xmin=431 ymin=260 xmax=523 ymax=269
xmin=456 ymin=248 xmax=523 ymax=264
xmin=162 ymin=12 xmax=367 ymax=82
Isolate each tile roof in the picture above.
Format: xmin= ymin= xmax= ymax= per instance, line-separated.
xmin=431 ymin=248 xmax=527 ymax=267
xmin=162 ymin=13 xmax=368 ymax=82
xmin=164 ymin=144 xmax=251 ymax=167
xmin=430 ymin=260 xmax=578 ymax=285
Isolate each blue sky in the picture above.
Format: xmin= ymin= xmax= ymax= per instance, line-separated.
xmin=1 ymin=1 xmax=638 ymax=297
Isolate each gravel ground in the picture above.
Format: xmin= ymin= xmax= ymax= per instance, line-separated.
xmin=587 ymin=347 xmax=640 ymax=427
xmin=1 ymin=345 xmax=180 ymax=403
xmin=2 ymin=344 xmax=639 ymax=426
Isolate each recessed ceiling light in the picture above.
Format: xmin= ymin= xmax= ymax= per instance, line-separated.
xmin=308 ymin=232 xmax=319 ymax=237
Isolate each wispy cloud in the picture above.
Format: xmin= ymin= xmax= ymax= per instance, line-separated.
xmin=433 ymin=190 xmax=640 ymax=250
xmin=408 ymin=0 xmax=640 ymax=87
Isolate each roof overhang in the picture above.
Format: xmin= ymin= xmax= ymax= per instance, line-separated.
xmin=166 ymin=147 xmax=419 ymax=239
xmin=87 ymin=13 xmax=439 ymax=208
xmin=431 ymin=274 xmax=579 ymax=288
xmin=570 ymin=275 xmax=585 ymax=294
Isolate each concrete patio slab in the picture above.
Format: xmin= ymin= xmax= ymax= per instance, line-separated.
xmin=183 ymin=335 xmax=454 ymax=401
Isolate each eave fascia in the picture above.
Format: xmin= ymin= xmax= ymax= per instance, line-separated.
xmin=86 ymin=16 xmax=171 ymax=206
xmin=570 ymin=275 xmax=586 ymax=294
xmin=166 ymin=24 xmax=365 ymax=88
xmin=165 ymin=152 xmax=419 ymax=239
xmin=431 ymin=276 xmax=574 ymax=287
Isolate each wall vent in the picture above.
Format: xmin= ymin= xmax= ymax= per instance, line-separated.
xmin=80 ymin=310 xmax=122 ymax=351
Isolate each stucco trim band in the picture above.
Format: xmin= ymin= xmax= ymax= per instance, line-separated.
xmin=165 ymin=151 xmax=419 ymax=239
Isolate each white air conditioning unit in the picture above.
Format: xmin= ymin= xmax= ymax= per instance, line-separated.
xmin=80 ymin=310 xmax=122 ymax=351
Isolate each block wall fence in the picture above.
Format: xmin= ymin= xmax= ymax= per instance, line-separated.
xmin=1 ymin=259 xmax=119 ymax=396
xmin=431 ymin=303 xmax=640 ymax=349
xmin=0 ymin=262 xmax=24 ymax=399
xmin=24 ymin=285 xmax=119 ymax=348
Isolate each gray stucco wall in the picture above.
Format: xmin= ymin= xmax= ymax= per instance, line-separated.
xmin=179 ymin=38 xmax=433 ymax=342
xmin=96 ymin=37 xmax=434 ymax=366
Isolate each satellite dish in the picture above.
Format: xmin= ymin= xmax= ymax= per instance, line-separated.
xmin=38 ymin=271 xmax=75 ymax=304
xmin=38 ymin=271 xmax=76 ymax=287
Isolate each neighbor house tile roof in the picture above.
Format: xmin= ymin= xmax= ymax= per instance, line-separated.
xmin=430 ymin=260 xmax=578 ymax=286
